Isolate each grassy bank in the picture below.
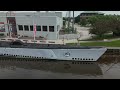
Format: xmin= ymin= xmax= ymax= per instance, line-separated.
xmin=84 ymin=34 xmax=120 ymax=41
xmin=67 ymin=40 xmax=120 ymax=47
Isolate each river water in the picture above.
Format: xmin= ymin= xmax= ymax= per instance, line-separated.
xmin=0 ymin=56 xmax=119 ymax=79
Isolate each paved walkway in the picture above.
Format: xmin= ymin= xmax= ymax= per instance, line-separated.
xmin=1 ymin=36 xmax=120 ymax=44
xmin=1 ymin=37 xmax=120 ymax=49
xmin=59 ymin=23 xmax=92 ymax=40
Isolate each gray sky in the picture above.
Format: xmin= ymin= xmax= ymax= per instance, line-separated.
xmin=1 ymin=11 xmax=120 ymax=17
xmin=62 ymin=11 xmax=120 ymax=17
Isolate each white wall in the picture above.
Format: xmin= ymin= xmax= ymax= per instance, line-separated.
xmin=15 ymin=12 xmax=63 ymax=28
xmin=15 ymin=12 xmax=62 ymax=18
xmin=0 ymin=12 xmax=63 ymax=40
xmin=16 ymin=16 xmax=59 ymax=40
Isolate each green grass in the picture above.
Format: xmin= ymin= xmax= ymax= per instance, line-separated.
xmin=67 ymin=40 xmax=120 ymax=47
xmin=84 ymin=34 xmax=120 ymax=41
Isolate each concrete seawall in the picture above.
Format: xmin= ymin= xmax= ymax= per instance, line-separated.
xmin=103 ymin=47 xmax=120 ymax=55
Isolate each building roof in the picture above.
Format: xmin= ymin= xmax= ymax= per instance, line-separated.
xmin=81 ymin=11 xmax=104 ymax=14
xmin=0 ymin=11 xmax=63 ymax=18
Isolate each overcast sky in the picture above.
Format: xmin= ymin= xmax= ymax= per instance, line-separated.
xmin=1 ymin=11 xmax=120 ymax=17
xmin=62 ymin=11 xmax=120 ymax=17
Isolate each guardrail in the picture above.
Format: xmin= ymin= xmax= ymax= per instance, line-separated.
xmin=0 ymin=38 xmax=64 ymax=44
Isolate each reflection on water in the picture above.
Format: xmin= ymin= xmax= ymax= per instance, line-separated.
xmin=0 ymin=60 xmax=102 ymax=75
xmin=0 ymin=56 xmax=120 ymax=79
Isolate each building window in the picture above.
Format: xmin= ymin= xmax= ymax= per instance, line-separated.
xmin=30 ymin=25 xmax=33 ymax=31
xmin=24 ymin=25 xmax=29 ymax=31
xmin=18 ymin=25 xmax=23 ymax=31
xmin=49 ymin=26 xmax=54 ymax=32
xmin=42 ymin=26 xmax=47 ymax=31
xmin=37 ymin=26 xmax=41 ymax=31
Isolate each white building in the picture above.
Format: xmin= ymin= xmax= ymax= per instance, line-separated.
xmin=0 ymin=11 xmax=63 ymax=40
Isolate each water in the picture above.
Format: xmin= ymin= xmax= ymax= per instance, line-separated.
xmin=0 ymin=56 xmax=120 ymax=79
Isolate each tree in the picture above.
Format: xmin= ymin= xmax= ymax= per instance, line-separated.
xmin=63 ymin=21 xmax=66 ymax=26
xmin=75 ymin=15 xmax=80 ymax=23
xmin=88 ymin=15 xmax=120 ymax=37
xmin=79 ymin=18 xmax=88 ymax=26
xmin=63 ymin=17 xmax=67 ymax=21
xmin=63 ymin=17 xmax=67 ymax=28
xmin=112 ymin=20 xmax=120 ymax=36
xmin=89 ymin=19 xmax=110 ymax=37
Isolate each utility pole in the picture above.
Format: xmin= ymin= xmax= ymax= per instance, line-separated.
xmin=68 ymin=11 xmax=71 ymax=33
xmin=72 ymin=11 xmax=74 ymax=33
xmin=33 ymin=12 xmax=36 ymax=41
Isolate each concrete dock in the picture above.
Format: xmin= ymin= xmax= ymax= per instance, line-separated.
xmin=103 ymin=47 xmax=120 ymax=55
